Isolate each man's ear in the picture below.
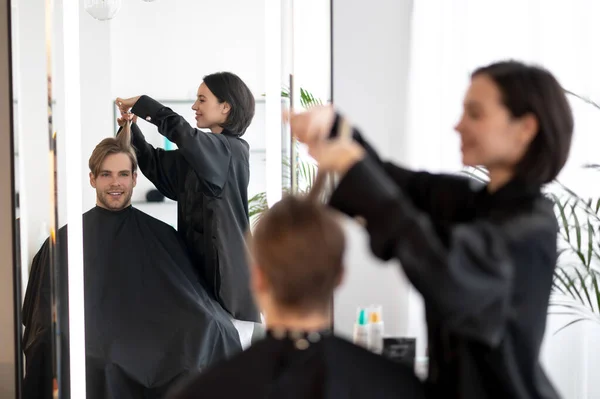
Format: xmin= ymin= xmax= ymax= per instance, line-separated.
xmin=132 ymin=171 xmax=137 ymax=188
xmin=250 ymin=263 xmax=269 ymax=295
xmin=89 ymin=172 xmax=96 ymax=188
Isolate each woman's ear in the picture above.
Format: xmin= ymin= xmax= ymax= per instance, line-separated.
xmin=519 ymin=112 xmax=539 ymax=145
xmin=221 ymin=102 xmax=231 ymax=115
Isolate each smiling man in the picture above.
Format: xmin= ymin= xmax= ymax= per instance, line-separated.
xmin=22 ymin=130 xmax=242 ymax=399
xmin=88 ymin=135 xmax=138 ymax=210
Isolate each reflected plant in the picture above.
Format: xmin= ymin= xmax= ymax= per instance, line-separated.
xmin=248 ymin=149 xmax=319 ymax=226
xmin=280 ymin=87 xmax=323 ymax=108
xmin=249 ymin=88 xmax=323 ymax=226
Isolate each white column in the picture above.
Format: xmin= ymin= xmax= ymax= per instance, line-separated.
xmin=53 ymin=0 xmax=87 ymax=396
xmin=265 ymin=0 xmax=282 ymax=207
xmin=332 ymin=0 xmax=415 ymax=342
xmin=16 ymin=0 xmax=51 ymax=274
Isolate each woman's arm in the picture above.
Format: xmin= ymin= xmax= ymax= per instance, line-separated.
xmin=329 ymin=156 xmax=558 ymax=347
xmin=117 ymin=123 xmax=181 ymax=200
xmin=121 ymin=96 xmax=231 ymax=196
xmin=327 ymin=113 xmax=476 ymax=223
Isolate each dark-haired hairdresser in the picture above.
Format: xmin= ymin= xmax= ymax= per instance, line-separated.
xmin=290 ymin=61 xmax=573 ymax=399
xmin=116 ymin=72 xmax=261 ymax=339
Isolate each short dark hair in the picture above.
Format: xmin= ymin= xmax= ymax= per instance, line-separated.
xmin=249 ymin=196 xmax=345 ymax=313
xmin=203 ymin=71 xmax=255 ymax=136
xmin=472 ymin=61 xmax=573 ymax=184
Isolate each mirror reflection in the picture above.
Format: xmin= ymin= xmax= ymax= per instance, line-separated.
xmin=9 ymin=0 xmax=330 ymax=397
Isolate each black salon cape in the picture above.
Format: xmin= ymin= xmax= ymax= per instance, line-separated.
xmin=129 ymin=95 xmax=260 ymax=323
xmin=168 ymin=332 xmax=425 ymax=399
xmin=327 ymin=115 xmax=560 ymax=399
xmin=21 ymin=206 xmax=242 ymax=399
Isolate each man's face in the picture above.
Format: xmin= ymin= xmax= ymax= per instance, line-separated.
xmin=89 ymin=153 xmax=137 ymax=211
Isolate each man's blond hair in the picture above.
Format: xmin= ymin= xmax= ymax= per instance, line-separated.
xmin=88 ymin=123 xmax=137 ymax=176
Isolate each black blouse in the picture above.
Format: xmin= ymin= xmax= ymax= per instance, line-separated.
xmin=128 ymin=95 xmax=260 ymax=322
xmin=328 ymin=115 xmax=560 ymax=399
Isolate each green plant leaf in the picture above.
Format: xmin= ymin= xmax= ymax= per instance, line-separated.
xmin=565 ymin=90 xmax=600 ymax=111
xmin=573 ymin=267 xmax=594 ymax=310
xmin=553 ymin=317 xmax=591 ymax=336
xmin=572 ymin=202 xmax=582 ymax=254
xmin=554 ymin=267 xmax=584 ymax=304
xmin=587 ymin=220 xmax=594 ymax=268
xmin=552 ymin=194 xmax=571 ymax=242
xmin=593 ymin=270 xmax=600 ymax=316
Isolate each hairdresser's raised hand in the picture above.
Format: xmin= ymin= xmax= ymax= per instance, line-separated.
xmin=308 ymin=138 xmax=365 ymax=175
xmin=117 ymin=108 xmax=137 ymax=127
xmin=115 ymin=96 xmax=141 ymax=113
xmin=286 ymin=105 xmax=335 ymax=147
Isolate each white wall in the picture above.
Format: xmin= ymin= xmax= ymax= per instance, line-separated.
xmin=109 ymin=0 xmax=266 ymax=100
xmin=332 ymin=0 xmax=414 ymax=342
xmin=77 ymin=5 xmax=115 ymax=214
xmin=292 ymin=0 xmax=331 ymax=104
xmin=14 ymin=0 xmax=51 ymax=272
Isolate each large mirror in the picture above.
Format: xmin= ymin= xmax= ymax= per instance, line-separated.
xmin=3 ymin=0 xmax=332 ymax=398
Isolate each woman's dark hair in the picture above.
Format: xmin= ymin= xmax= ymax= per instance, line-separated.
xmin=203 ymin=71 xmax=255 ymax=136
xmin=472 ymin=60 xmax=573 ymax=184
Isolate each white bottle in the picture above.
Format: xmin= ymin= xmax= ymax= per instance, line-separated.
xmin=353 ymin=307 xmax=369 ymax=348
xmin=368 ymin=305 xmax=384 ymax=354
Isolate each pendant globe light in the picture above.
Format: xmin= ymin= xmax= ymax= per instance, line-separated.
xmin=84 ymin=0 xmax=122 ymax=21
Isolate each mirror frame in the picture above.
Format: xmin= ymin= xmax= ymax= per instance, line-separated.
xmin=0 ymin=0 xmax=22 ymax=397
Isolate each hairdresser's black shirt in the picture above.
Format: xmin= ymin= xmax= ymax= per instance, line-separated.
xmin=128 ymin=96 xmax=260 ymax=323
xmin=168 ymin=330 xmax=424 ymax=399
xmin=328 ymin=115 xmax=561 ymax=399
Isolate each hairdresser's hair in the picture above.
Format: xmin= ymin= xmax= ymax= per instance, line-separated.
xmin=203 ymin=71 xmax=255 ymax=136
xmin=89 ymin=124 xmax=138 ymax=177
xmin=472 ymin=60 xmax=573 ymax=184
xmin=249 ymin=196 xmax=345 ymax=313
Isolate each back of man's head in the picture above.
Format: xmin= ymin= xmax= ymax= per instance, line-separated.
xmin=249 ymin=196 xmax=345 ymax=315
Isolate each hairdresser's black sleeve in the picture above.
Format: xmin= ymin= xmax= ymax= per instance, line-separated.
xmin=132 ymin=96 xmax=230 ymax=196
xmin=329 ymin=157 xmax=557 ymax=347
xmin=328 ymin=113 xmax=477 ymax=226
xmin=120 ymin=123 xmax=181 ymax=200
